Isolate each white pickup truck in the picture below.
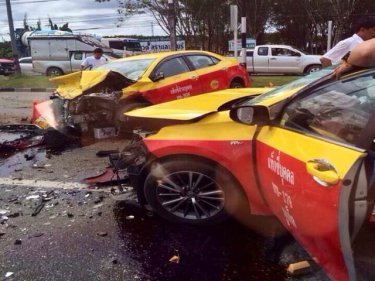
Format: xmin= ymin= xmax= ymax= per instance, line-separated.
xmin=238 ymin=44 xmax=322 ymax=75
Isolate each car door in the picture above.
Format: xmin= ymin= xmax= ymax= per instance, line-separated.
xmin=145 ymin=56 xmax=202 ymax=104
xmin=254 ymin=72 xmax=375 ymax=281
xmin=252 ymin=46 xmax=270 ymax=73
xmin=70 ymin=51 xmax=84 ymax=72
xmin=268 ymin=47 xmax=302 ymax=73
xmin=185 ymin=54 xmax=227 ymax=93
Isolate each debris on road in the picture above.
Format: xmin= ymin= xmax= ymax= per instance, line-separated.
xmin=5 ymin=272 xmax=14 ymax=278
xmin=0 ymin=124 xmax=45 ymax=150
xmin=169 ymin=250 xmax=180 ymax=264
xmin=97 ymin=231 xmax=108 ymax=237
xmin=287 ymin=260 xmax=312 ymax=276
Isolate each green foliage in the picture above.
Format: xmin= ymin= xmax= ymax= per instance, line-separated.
xmin=0 ymin=75 xmax=53 ymax=88
xmin=95 ymin=0 xmax=375 ymax=54
xmin=0 ymin=42 xmax=13 ymax=58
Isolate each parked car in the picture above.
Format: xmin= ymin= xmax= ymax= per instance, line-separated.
xmin=18 ymin=57 xmax=38 ymax=75
xmin=33 ymin=50 xmax=250 ymax=134
xmin=0 ymin=58 xmax=15 ymax=76
xmin=236 ymin=45 xmax=322 ymax=75
xmin=115 ymin=67 xmax=375 ymax=281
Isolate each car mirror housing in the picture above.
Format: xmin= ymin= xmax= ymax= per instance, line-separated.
xmin=150 ymin=72 xmax=165 ymax=82
xmin=229 ymin=105 xmax=270 ymax=126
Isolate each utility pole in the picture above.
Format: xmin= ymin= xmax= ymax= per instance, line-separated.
xmin=168 ymin=0 xmax=177 ymax=51
xmin=327 ymin=20 xmax=333 ymax=51
xmin=5 ymin=0 xmax=20 ymax=74
xmin=230 ymin=5 xmax=238 ymax=59
xmin=240 ymin=0 xmax=247 ymax=69
xmin=151 ymin=22 xmax=154 ymax=37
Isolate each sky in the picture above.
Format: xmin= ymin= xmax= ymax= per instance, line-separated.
xmin=0 ymin=0 xmax=167 ymax=41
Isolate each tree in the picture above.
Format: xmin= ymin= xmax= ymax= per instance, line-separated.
xmin=94 ymin=0 xmax=375 ymax=54
xmin=0 ymin=41 xmax=12 ymax=58
xmin=235 ymin=0 xmax=274 ymax=44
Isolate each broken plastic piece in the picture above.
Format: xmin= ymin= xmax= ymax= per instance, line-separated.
xmin=169 ymin=250 xmax=180 ymax=264
xmin=287 ymin=260 xmax=311 ymax=276
xmin=31 ymin=202 xmax=45 ymax=217
xmin=5 ymin=272 xmax=14 ymax=278
xmin=83 ymin=166 xmax=128 ymax=186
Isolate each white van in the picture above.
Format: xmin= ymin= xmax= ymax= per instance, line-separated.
xmin=101 ymin=38 xmax=142 ymax=57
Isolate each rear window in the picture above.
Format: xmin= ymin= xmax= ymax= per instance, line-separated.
xmin=20 ymin=58 xmax=32 ymax=64
xmin=97 ymin=58 xmax=155 ymax=80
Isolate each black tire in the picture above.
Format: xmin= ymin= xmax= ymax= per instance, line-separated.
xmin=229 ymin=80 xmax=244 ymax=88
xmin=46 ymin=67 xmax=63 ymax=76
xmin=143 ymin=159 xmax=248 ymax=225
xmin=115 ymin=102 xmax=150 ymax=134
xmin=304 ymin=65 xmax=321 ymax=75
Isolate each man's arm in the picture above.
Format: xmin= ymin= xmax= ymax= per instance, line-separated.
xmin=320 ymin=56 xmax=332 ymax=67
xmin=347 ymin=38 xmax=375 ymax=67
xmin=81 ymin=57 xmax=89 ymax=70
xmin=333 ymin=38 xmax=375 ymax=79
xmin=321 ymin=38 xmax=351 ymax=67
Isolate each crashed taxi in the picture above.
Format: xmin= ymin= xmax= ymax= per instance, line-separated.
xmin=112 ymin=67 xmax=375 ymax=281
xmin=33 ymin=50 xmax=250 ymax=135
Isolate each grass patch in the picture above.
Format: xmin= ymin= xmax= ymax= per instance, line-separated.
xmin=0 ymin=73 xmax=300 ymax=89
xmin=0 ymin=75 xmax=54 ymax=88
xmin=251 ymin=75 xmax=299 ymax=87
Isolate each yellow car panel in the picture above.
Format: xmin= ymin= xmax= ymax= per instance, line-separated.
xmin=50 ymin=70 xmax=112 ymax=99
xmin=126 ymin=88 xmax=271 ymax=120
xmin=146 ymin=111 xmax=256 ymax=141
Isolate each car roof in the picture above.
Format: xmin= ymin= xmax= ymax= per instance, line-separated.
xmin=256 ymin=45 xmax=296 ymax=49
xmin=19 ymin=57 xmax=32 ymax=61
xmin=0 ymin=58 xmax=13 ymax=63
xmin=116 ymin=50 xmax=223 ymax=62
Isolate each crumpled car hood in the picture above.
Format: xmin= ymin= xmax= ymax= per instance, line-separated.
xmin=126 ymin=88 xmax=270 ymax=121
xmin=124 ymin=87 xmax=271 ymax=130
xmin=50 ymin=70 xmax=135 ymax=100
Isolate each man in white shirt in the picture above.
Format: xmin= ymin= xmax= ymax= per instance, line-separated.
xmin=320 ymin=17 xmax=375 ymax=67
xmin=81 ymin=48 xmax=108 ymax=70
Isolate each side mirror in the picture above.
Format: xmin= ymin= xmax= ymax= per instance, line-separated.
xmin=150 ymin=72 xmax=165 ymax=82
xmin=229 ymin=105 xmax=270 ymax=126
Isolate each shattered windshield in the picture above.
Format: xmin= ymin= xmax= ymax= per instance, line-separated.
xmin=242 ymin=67 xmax=334 ymax=106
xmin=96 ymin=58 xmax=155 ymax=80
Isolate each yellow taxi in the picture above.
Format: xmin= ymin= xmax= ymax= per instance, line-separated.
xmin=33 ymin=50 xmax=249 ymax=134
xmin=112 ymin=67 xmax=375 ymax=281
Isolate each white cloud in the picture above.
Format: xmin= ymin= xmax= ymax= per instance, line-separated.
xmin=0 ymin=0 xmax=167 ymax=41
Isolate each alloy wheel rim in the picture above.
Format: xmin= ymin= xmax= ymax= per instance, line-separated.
xmin=155 ymin=170 xmax=225 ymax=220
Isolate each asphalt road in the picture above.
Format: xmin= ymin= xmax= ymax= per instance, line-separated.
xmin=0 ymin=91 xmax=330 ymax=281
xmin=0 ymin=91 xmax=50 ymax=124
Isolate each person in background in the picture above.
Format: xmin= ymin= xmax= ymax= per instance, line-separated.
xmin=333 ymin=38 xmax=375 ymax=79
xmin=81 ymin=48 xmax=108 ymax=70
xmin=320 ymin=17 xmax=375 ymax=67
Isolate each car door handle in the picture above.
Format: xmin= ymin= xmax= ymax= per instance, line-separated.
xmin=270 ymin=58 xmax=277 ymax=60
xmin=190 ymin=75 xmax=199 ymax=80
xmin=306 ymin=159 xmax=339 ymax=186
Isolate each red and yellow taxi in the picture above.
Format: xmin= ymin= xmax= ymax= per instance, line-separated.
xmin=115 ymin=67 xmax=375 ymax=281
xmin=34 ymin=50 xmax=249 ymax=133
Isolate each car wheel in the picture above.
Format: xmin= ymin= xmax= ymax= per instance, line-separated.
xmin=305 ymin=65 xmax=321 ymax=75
xmin=46 ymin=67 xmax=63 ymax=76
xmin=229 ymin=80 xmax=244 ymax=88
xmin=115 ymin=102 xmax=150 ymax=135
xmin=143 ymin=159 xmax=247 ymax=225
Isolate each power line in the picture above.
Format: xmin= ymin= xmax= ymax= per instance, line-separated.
xmin=0 ymin=0 xmax=62 ymax=6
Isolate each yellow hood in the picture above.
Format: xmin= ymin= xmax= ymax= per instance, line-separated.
xmin=50 ymin=70 xmax=134 ymax=100
xmin=125 ymin=87 xmax=271 ymax=121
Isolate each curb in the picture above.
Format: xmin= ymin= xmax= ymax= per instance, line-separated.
xmin=0 ymin=88 xmax=55 ymax=92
